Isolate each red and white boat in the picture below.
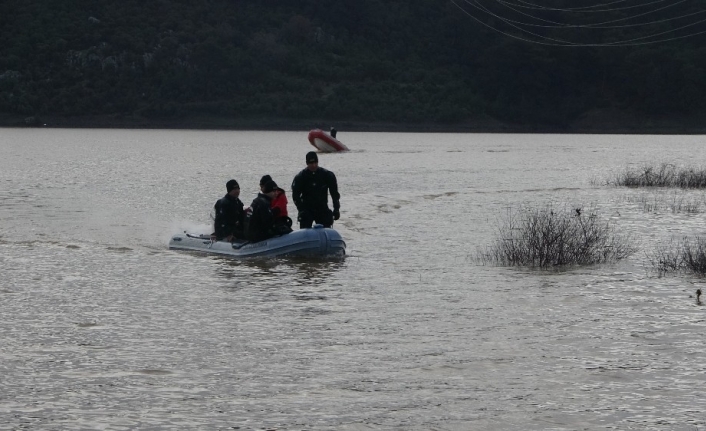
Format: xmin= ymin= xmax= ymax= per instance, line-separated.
xmin=307 ymin=129 xmax=349 ymax=152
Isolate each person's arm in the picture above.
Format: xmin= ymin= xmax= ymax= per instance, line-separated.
xmin=329 ymin=171 xmax=341 ymax=220
xmin=291 ymin=174 xmax=303 ymax=211
xmin=222 ymin=200 xmax=237 ymax=239
xmin=213 ymin=200 xmax=224 ymax=239
xmin=233 ymin=200 xmax=245 ymax=238
xmin=329 ymin=171 xmax=340 ymax=211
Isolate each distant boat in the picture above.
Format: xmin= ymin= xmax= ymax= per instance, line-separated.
xmin=308 ymin=129 xmax=349 ymax=152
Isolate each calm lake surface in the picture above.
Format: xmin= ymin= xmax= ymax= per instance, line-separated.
xmin=1 ymin=129 xmax=705 ymax=430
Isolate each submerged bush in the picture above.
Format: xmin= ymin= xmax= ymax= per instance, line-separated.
xmin=624 ymin=190 xmax=706 ymax=214
xmin=476 ymin=204 xmax=637 ymax=268
xmin=649 ymin=236 xmax=706 ymax=276
xmin=602 ymin=163 xmax=706 ymax=188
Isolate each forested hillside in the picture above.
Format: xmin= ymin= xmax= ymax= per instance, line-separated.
xmin=1 ymin=0 xmax=705 ymax=131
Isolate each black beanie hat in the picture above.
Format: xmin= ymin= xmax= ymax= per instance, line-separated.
xmin=306 ymin=151 xmax=318 ymax=163
xmin=226 ymin=179 xmax=239 ymax=192
xmin=262 ymin=180 xmax=278 ymax=194
xmin=259 ymin=174 xmax=272 ymax=186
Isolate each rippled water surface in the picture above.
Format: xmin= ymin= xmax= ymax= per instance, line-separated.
xmin=1 ymin=129 xmax=706 ymax=430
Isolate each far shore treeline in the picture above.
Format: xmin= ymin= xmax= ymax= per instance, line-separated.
xmin=2 ymin=0 xmax=706 ymax=133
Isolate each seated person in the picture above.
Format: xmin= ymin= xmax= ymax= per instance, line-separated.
xmin=213 ymin=179 xmax=245 ymax=241
xmin=245 ymin=181 xmax=279 ymax=242
xmin=260 ymin=175 xmax=292 ymax=232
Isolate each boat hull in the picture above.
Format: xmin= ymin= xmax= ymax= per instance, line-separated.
xmin=169 ymin=226 xmax=346 ymax=258
xmin=308 ymin=129 xmax=349 ymax=152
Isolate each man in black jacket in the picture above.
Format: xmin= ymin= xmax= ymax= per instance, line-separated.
xmin=213 ymin=179 xmax=245 ymax=241
xmin=245 ymin=180 xmax=278 ymax=242
xmin=291 ymin=151 xmax=340 ymax=229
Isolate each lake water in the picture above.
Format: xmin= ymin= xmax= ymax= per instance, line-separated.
xmin=1 ymin=129 xmax=705 ymax=430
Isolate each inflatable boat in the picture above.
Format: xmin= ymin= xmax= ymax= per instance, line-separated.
xmin=308 ymin=129 xmax=349 ymax=152
xmin=169 ymin=225 xmax=346 ymax=258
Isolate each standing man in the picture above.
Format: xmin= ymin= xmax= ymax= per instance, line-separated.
xmin=291 ymin=151 xmax=340 ymax=229
xmin=213 ymin=179 xmax=245 ymax=242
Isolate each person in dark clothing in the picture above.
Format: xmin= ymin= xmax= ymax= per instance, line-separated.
xmin=330 ymin=126 xmax=337 ymax=138
xmin=245 ymin=181 xmax=279 ymax=242
xmin=213 ymin=179 xmax=245 ymax=241
xmin=258 ymin=175 xmax=293 ymax=235
xmin=260 ymin=174 xmax=290 ymax=223
xmin=291 ymin=151 xmax=340 ymax=229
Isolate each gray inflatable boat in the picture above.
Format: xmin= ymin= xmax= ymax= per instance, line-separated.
xmin=169 ymin=225 xmax=346 ymax=258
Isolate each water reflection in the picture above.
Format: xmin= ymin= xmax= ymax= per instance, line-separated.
xmin=286 ymin=256 xmax=347 ymax=282
xmin=214 ymin=255 xmax=346 ymax=287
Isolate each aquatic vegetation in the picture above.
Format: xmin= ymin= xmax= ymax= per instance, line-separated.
xmin=477 ymin=204 xmax=637 ymax=268
xmin=623 ymin=190 xmax=706 ymax=214
xmin=602 ymin=163 xmax=706 ymax=188
xmin=649 ymin=236 xmax=706 ymax=276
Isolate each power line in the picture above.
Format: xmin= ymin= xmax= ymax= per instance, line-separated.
xmin=451 ymin=0 xmax=706 ymax=46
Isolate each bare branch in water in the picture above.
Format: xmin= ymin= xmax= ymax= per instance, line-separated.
xmin=648 ymin=236 xmax=706 ymax=276
xmin=602 ymin=162 xmax=706 ymax=189
xmin=476 ymin=203 xmax=637 ymax=268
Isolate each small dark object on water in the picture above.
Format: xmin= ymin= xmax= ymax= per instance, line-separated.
xmin=575 ymin=208 xmax=581 ymax=217
xmin=697 ymin=288 xmax=702 ymax=305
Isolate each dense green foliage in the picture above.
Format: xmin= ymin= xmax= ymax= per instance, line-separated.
xmin=1 ymin=0 xmax=705 ymax=129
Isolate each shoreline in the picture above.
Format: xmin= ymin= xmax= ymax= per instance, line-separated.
xmin=2 ymin=112 xmax=705 ymax=134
